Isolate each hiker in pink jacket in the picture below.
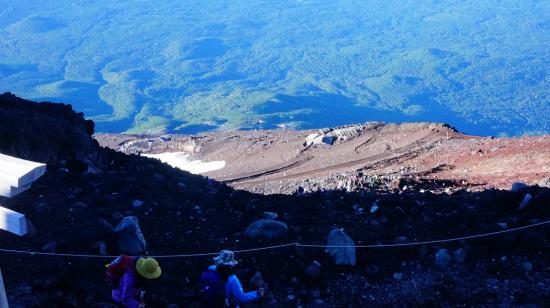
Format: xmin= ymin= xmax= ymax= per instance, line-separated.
xmin=108 ymin=256 xmax=162 ymax=308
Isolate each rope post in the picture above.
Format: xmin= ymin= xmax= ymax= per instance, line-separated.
xmin=0 ymin=268 xmax=9 ymax=308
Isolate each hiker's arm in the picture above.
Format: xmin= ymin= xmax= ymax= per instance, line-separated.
xmin=227 ymin=275 xmax=259 ymax=303
xmin=120 ymin=274 xmax=141 ymax=308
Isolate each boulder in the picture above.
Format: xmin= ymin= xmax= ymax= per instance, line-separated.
xmin=517 ymin=194 xmax=532 ymax=210
xmin=326 ymin=228 xmax=356 ymax=266
xmin=394 ymin=236 xmax=408 ymax=244
xmin=538 ymin=178 xmax=550 ymax=188
xmin=250 ymin=272 xmax=264 ymax=288
xmin=523 ymin=262 xmax=534 ymax=272
xmin=114 ymin=216 xmax=147 ymax=254
xmin=435 ymin=249 xmax=451 ymax=267
xmin=263 ymin=211 xmax=278 ymax=220
xmin=305 ymin=261 xmax=322 ymax=278
xmin=245 ymin=219 xmax=288 ymax=240
xmin=454 ymin=248 xmax=467 ymax=263
xmin=511 ymin=182 xmax=529 ymax=192
xmin=42 ymin=241 xmax=57 ymax=253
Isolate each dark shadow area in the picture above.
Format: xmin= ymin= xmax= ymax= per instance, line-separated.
xmin=252 ymin=93 xmax=504 ymax=136
xmin=0 ymin=93 xmax=548 ymax=306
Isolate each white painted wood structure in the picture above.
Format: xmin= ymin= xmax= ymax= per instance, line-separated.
xmin=0 ymin=207 xmax=27 ymax=237
xmin=0 ymin=154 xmax=46 ymax=198
xmin=0 ymin=153 xmax=46 ymax=236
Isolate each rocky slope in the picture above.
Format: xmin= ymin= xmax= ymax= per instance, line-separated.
xmin=1 ymin=94 xmax=549 ymax=307
xmin=0 ymin=93 xmax=105 ymax=171
xmin=97 ymin=123 xmax=550 ymax=194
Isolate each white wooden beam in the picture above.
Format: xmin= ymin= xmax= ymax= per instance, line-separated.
xmin=0 ymin=154 xmax=46 ymax=196
xmin=0 ymin=206 xmax=27 ymax=236
xmin=0 ymin=183 xmax=31 ymax=199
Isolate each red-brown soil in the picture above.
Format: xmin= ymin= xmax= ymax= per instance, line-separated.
xmin=97 ymin=123 xmax=550 ymax=194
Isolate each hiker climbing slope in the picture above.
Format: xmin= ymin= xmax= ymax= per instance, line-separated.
xmin=107 ymin=255 xmax=162 ymax=308
xmin=200 ymin=250 xmax=265 ymax=307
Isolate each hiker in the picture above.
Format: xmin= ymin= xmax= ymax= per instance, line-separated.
xmin=200 ymin=250 xmax=265 ymax=307
xmin=106 ymin=255 xmax=162 ymax=308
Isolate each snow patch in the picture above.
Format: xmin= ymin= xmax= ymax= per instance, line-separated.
xmin=143 ymin=152 xmax=225 ymax=174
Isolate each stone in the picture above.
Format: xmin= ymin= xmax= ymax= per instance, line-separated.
xmin=370 ymin=205 xmax=379 ymax=213
xmin=92 ymin=241 xmax=108 ymax=255
xmin=393 ymin=273 xmax=404 ymax=281
xmin=37 ymin=202 xmax=50 ymax=214
xmin=42 ymin=241 xmax=56 ymax=253
xmin=538 ymin=177 xmax=550 ymax=188
xmin=326 ymin=228 xmax=356 ymax=266
xmin=454 ymin=248 xmax=467 ymax=263
xmin=23 ymin=218 xmax=37 ymax=238
xmin=311 ymin=289 xmax=321 ymax=298
xmin=365 ymin=264 xmax=381 ymax=275
xmin=305 ymin=261 xmax=322 ymax=278
xmin=250 ymin=271 xmax=264 ymax=288
xmin=497 ymin=222 xmax=508 ymax=229
xmin=112 ymin=212 xmax=124 ymax=221
xmin=517 ymin=194 xmax=532 ymax=210
xmin=245 ymin=219 xmax=288 ymax=240
xmin=132 ymin=200 xmax=144 ymax=207
xmin=394 ymin=236 xmax=408 ymax=244
xmin=511 ymin=182 xmax=529 ymax=192
xmin=435 ymin=249 xmax=452 ymax=267
xmin=114 ymin=216 xmax=147 ymax=255
xmin=263 ymin=211 xmax=278 ymax=220
xmin=64 ymin=294 xmax=79 ymax=307
xmin=73 ymin=201 xmax=87 ymax=209
xmin=523 ymin=262 xmax=534 ymax=272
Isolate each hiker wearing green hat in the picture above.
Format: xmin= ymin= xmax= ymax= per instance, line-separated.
xmin=200 ymin=250 xmax=266 ymax=307
xmin=107 ymin=255 xmax=162 ymax=308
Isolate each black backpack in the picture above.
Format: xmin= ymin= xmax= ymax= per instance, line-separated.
xmin=200 ymin=269 xmax=227 ymax=307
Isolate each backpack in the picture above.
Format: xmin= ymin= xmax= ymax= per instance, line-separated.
xmin=106 ymin=255 xmax=134 ymax=287
xmin=200 ymin=269 xmax=227 ymax=307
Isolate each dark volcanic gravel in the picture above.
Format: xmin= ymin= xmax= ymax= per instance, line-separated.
xmin=1 ymin=93 xmax=549 ymax=307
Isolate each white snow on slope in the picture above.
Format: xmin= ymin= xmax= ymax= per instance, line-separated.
xmin=143 ymin=152 xmax=225 ymax=174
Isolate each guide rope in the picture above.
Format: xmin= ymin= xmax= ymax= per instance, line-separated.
xmin=0 ymin=220 xmax=547 ymax=259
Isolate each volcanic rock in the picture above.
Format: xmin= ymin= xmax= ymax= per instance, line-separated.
xmin=263 ymin=211 xmax=278 ymax=220
xmin=245 ymin=219 xmax=288 ymax=240
xmin=435 ymin=249 xmax=452 ymax=267
xmin=114 ymin=216 xmax=147 ymax=254
xmin=305 ymin=261 xmax=322 ymax=278
xmin=511 ymin=182 xmax=529 ymax=192
xmin=518 ymin=194 xmax=533 ymax=210
xmin=250 ymin=272 xmax=265 ymax=288
xmin=326 ymin=228 xmax=356 ymax=266
xmin=0 ymin=92 xmax=104 ymax=167
xmin=454 ymin=248 xmax=467 ymax=263
xmin=538 ymin=178 xmax=550 ymax=188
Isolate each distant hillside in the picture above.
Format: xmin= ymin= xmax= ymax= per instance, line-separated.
xmin=97 ymin=122 xmax=550 ymax=195
xmin=0 ymin=1 xmax=549 ymax=136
